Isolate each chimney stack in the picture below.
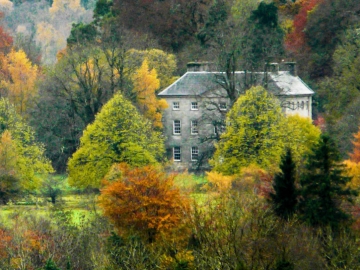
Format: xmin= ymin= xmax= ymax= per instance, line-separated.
xmin=267 ymin=62 xmax=279 ymax=74
xmin=283 ymin=62 xmax=297 ymax=76
xmin=187 ymin=62 xmax=216 ymax=72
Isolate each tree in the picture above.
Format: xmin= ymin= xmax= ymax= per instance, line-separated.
xmin=98 ymin=163 xmax=189 ymax=243
xmin=131 ymin=59 xmax=168 ymax=129
xmin=211 ymin=85 xmax=286 ymax=175
xmin=40 ymin=176 xmax=64 ymax=204
xmin=284 ymin=114 xmax=321 ymax=168
xmin=343 ymin=127 xmax=360 ymax=189
xmin=68 ymin=93 xmax=165 ymax=188
xmin=244 ymin=1 xmax=285 ymax=71
xmin=299 ymin=134 xmax=357 ymax=230
xmin=270 ymin=149 xmax=298 ymax=220
xmin=0 ymin=98 xmax=53 ymax=192
xmin=0 ymin=49 xmax=38 ymax=116
xmin=349 ymin=128 xmax=360 ymax=163
xmin=126 ymin=48 xmax=177 ymax=90
xmin=304 ymin=0 xmax=360 ymax=79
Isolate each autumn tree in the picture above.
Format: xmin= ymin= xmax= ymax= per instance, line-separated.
xmin=211 ymin=85 xmax=286 ymax=175
xmin=349 ymin=128 xmax=360 ymax=163
xmin=343 ymin=128 xmax=360 ymax=189
xmin=304 ymin=0 xmax=360 ymax=79
xmin=132 ymin=59 xmax=168 ymax=129
xmin=31 ymin=46 xmax=120 ymax=172
xmin=0 ymin=131 xmax=21 ymax=204
xmin=68 ymin=93 xmax=164 ymax=188
xmin=99 ymin=163 xmax=189 ymax=243
xmin=299 ymin=134 xmax=357 ymax=230
xmin=126 ymin=48 xmax=177 ymax=90
xmin=284 ymin=114 xmax=321 ymax=169
xmin=0 ymin=98 xmax=53 ymax=194
xmin=0 ymin=49 xmax=38 ymax=116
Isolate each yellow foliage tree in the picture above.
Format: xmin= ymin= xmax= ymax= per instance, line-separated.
xmin=0 ymin=130 xmax=17 ymax=176
xmin=49 ymin=0 xmax=83 ymax=14
xmin=132 ymin=59 xmax=168 ymax=129
xmin=205 ymin=171 xmax=234 ymax=192
xmin=343 ymin=160 xmax=360 ymax=189
xmin=126 ymin=49 xmax=177 ymax=90
xmin=1 ymin=50 xmax=38 ymax=115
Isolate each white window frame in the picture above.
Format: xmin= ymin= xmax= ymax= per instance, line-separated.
xmin=173 ymin=147 xmax=181 ymax=161
xmin=219 ymin=102 xmax=227 ymax=111
xmin=173 ymin=120 xmax=181 ymax=135
xmin=191 ymin=102 xmax=198 ymax=110
xmin=173 ymin=102 xmax=180 ymax=110
xmin=191 ymin=120 xmax=198 ymax=135
xmin=191 ymin=146 xmax=199 ymax=161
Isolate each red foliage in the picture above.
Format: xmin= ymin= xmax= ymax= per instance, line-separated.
xmin=313 ymin=115 xmax=326 ymax=132
xmin=285 ymin=0 xmax=323 ymax=53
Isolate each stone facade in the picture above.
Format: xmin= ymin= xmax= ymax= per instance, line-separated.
xmin=158 ymin=63 xmax=314 ymax=170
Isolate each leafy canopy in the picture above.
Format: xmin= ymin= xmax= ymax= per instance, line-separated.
xmin=68 ymin=93 xmax=165 ymax=188
xmin=99 ymin=163 xmax=189 ymax=243
xmin=211 ymin=85 xmax=286 ymax=175
xmin=0 ymin=98 xmax=53 ymax=191
xmin=131 ymin=59 xmax=168 ymax=129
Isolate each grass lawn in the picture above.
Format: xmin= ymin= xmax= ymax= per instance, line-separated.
xmin=0 ymin=172 xmax=209 ymax=227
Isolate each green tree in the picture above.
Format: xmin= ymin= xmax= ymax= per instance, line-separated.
xmin=284 ymin=114 xmax=321 ymax=168
xmin=244 ymin=1 xmax=285 ymax=71
xmin=68 ymin=93 xmax=165 ymax=188
xmin=211 ymin=85 xmax=286 ymax=175
xmin=270 ymin=149 xmax=298 ymax=220
xmin=299 ymin=134 xmax=357 ymax=230
xmin=0 ymin=98 xmax=53 ymax=192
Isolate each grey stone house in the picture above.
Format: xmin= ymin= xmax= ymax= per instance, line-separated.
xmin=158 ymin=62 xmax=314 ymax=170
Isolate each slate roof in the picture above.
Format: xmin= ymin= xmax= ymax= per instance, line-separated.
xmin=158 ymin=71 xmax=314 ymax=97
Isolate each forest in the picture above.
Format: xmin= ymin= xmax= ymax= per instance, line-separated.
xmin=1 ymin=0 xmax=360 ymax=269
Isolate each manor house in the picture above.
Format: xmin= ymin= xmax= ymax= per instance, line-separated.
xmin=158 ymin=62 xmax=314 ymax=170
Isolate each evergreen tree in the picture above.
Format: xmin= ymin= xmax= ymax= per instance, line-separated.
xmin=270 ymin=149 xmax=297 ymax=220
xmin=299 ymin=134 xmax=357 ymax=230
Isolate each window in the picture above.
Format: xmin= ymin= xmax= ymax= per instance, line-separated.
xmin=301 ymin=101 xmax=304 ymax=109
xmin=191 ymin=120 xmax=198 ymax=135
xmin=191 ymin=147 xmax=199 ymax=161
xmin=173 ymin=102 xmax=180 ymax=110
xmin=173 ymin=147 xmax=181 ymax=161
xmin=219 ymin=103 xmax=227 ymax=111
xmin=173 ymin=120 xmax=181 ymax=135
xmin=191 ymin=102 xmax=198 ymax=110
xmin=214 ymin=122 xmax=226 ymax=135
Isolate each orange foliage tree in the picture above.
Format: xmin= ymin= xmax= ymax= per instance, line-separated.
xmin=344 ymin=128 xmax=360 ymax=189
xmin=132 ymin=59 xmax=168 ymax=129
xmin=98 ymin=164 xmax=189 ymax=243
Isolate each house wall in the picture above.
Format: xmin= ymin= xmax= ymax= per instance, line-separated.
xmin=281 ymin=95 xmax=312 ymax=118
xmin=161 ymin=93 xmax=312 ymax=171
xmin=162 ymin=96 xmax=227 ymax=169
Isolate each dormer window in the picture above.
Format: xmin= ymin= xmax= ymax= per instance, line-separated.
xmin=173 ymin=102 xmax=180 ymax=110
xmin=191 ymin=102 xmax=198 ymax=110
